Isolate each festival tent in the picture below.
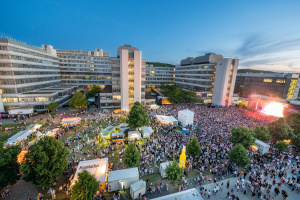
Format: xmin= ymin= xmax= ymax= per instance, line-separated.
xmin=155 ymin=115 xmax=178 ymax=126
xmin=178 ymin=110 xmax=194 ymax=127
xmin=151 ymin=188 xmax=203 ymax=200
xmin=141 ymin=126 xmax=154 ymax=139
xmin=61 ymin=117 xmax=81 ymax=127
xmin=107 ymin=168 xmax=139 ymax=192
xmin=159 ymin=161 xmax=172 ymax=178
xmin=72 ymin=158 xmax=108 ymax=186
xmin=128 ymin=131 xmax=141 ymax=141
xmin=45 ymin=128 xmax=60 ymax=137
xmin=149 ymin=104 xmax=160 ymax=109
xmin=112 ymin=132 xmax=124 ymax=140
xmin=27 ymin=124 xmax=42 ymax=132
xmin=119 ymin=123 xmax=129 ymax=132
xmin=5 ymin=130 xmax=32 ymax=146
xmin=101 ymin=126 xmax=115 ymax=139
xmin=130 ymin=180 xmax=146 ymax=199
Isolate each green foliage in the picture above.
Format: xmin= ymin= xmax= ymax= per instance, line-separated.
xmin=229 ymin=126 xmax=255 ymax=148
xmin=127 ymin=101 xmax=149 ymax=129
xmin=0 ymin=144 xmax=21 ymax=189
xmin=70 ymin=91 xmax=88 ymax=109
xmin=146 ymin=62 xmax=175 ymax=68
xmin=253 ymin=126 xmax=271 ymax=142
xmin=286 ymin=112 xmax=300 ymax=135
xmin=165 ymin=159 xmax=184 ymax=182
xmin=123 ymin=144 xmax=140 ymax=168
xmin=274 ymin=141 xmax=289 ymax=152
xmin=46 ymin=101 xmax=58 ymax=112
xmin=186 ymin=137 xmax=201 ymax=157
xmin=21 ymin=137 xmax=70 ymax=188
xmin=228 ymin=144 xmax=250 ymax=167
xmin=91 ymin=85 xmax=102 ymax=93
xmin=160 ymin=85 xmax=201 ymax=103
xmin=291 ymin=134 xmax=300 ymax=148
xmin=268 ymin=118 xmax=294 ymax=141
xmin=71 ymin=170 xmax=99 ymax=200
xmin=85 ymin=90 xmax=97 ymax=99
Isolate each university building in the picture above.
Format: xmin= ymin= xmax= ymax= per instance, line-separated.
xmin=175 ymin=53 xmax=239 ymax=106
xmin=234 ymin=73 xmax=300 ymax=100
xmin=145 ymin=64 xmax=175 ymax=87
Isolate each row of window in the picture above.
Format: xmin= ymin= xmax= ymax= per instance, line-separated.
xmin=2 ymin=97 xmax=51 ymax=103
xmin=9 ymin=46 xmax=58 ymax=60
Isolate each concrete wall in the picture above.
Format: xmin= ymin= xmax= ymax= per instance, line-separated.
xmin=134 ymin=50 xmax=142 ymax=103
xmin=120 ymin=49 xmax=129 ymax=112
xmin=227 ymin=59 xmax=239 ymax=106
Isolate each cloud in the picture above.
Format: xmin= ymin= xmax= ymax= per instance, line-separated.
xmin=236 ymin=33 xmax=300 ymax=72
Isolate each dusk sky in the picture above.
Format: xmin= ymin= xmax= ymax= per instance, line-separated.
xmin=1 ymin=0 xmax=300 ymax=72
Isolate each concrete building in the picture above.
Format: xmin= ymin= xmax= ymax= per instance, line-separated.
xmin=175 ymin=53 xmax=239 ymax=105
xmin=117 ymin=45 xmax=146 ymax=112
xmin=234 ymin=73 xmax=300 ymax=100
xmin=145 ymin=64 xmax=175 ymax=87
xmin=0 ymin=38 xmax=75 ymax=113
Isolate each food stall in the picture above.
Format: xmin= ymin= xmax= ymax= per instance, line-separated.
xmin=155 ymin=115 xmax=178 ymax=126
xmin=130 ymin=180 xmax=146 ymax=199
xmin=178 ymin=110 xmax=194 ymax=127
xmin=159 ymin=161 xmax=172 ymax=178
xmin=128 ymin=131 xmax=141 ymax=141
xmin=60 ymin=117 xmax=81 ymax=127
xmin=107 ymin=168 xmax=139 ymax=192
xmin=100 ymin=126 xmax=115 ymax=139
xmin=72 ymin=158 xmax=108 ymax=187
xmin=141 ymin=126 xmax=154 ymax=139
xmin=44 ymin=128 xmax=60 ymax=137
xmin=111 ymin=132 xmax=124 ymax=143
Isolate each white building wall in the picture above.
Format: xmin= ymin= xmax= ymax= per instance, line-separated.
xmin=227 ymin=59 xmax=239 ymax=106
xmin=212 ymin=58 xmax=232 ymax=106
xmin=134 ymin=50 xmax=142 ymax=103
xmin=120 ymin=49 xmax=129 ymax=112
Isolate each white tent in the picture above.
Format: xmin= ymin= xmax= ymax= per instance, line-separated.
xmin=151 ymin=188 xmax=203 ymax=200
xmin=178 ymin=110 xmax=194 ymax=127
xmin=159 ymin=161 xmax=172 ymax=178
xmin=46 ymin=128 xmax=60 ymax=137
xmin=141 ymin=126 xmax=154 ymax=139
xmin=119 ymin=123 xmax=129 ymax=132
xmin=149 ymin=104 xmax=160 ymax=109
xmin=130 ymin=180 xmax=146 ymax=200
xmin=128 ymin=131 xmax=141 ymax=141
xmin=72 ymin=158 xmax=108 ymax=186
xmin=108 ymin=168 xmax=139 ymax=192
xmin=61 ymin=117 xmax=81 ymax=125
xmin=254 ymin=139 xmax=270 ymax=154
xmin=5 ymin=130 xmax=32 ymax=146
xmin=155 ymin=115 xmax=178 ymax=126
xmin=9 ymin=108 xmax=33 ymax=115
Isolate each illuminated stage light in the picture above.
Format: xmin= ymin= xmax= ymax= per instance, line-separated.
xmin=261 ymin=102 xmax=284 ymax=117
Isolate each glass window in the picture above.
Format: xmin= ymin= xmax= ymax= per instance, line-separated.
xmin=263 ymin=79 xmax=273 ymax=83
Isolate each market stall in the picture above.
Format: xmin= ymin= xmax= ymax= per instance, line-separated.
xmin=107 ymin=168 xmax=139 ymax=192
xmin=159 ymin=161 xmax=172 ymax=178
xmin=149 ymin=104 xmax=160 ymax=109
xmin=44 ymin=128 xmax=60 ymax=137
xmin=111 ymin=132 xmax=124 ymax=143
xmin=155 ymin=115 xmax=178 ymax=126
xmin=128 ymin=131 xmax=141 ymax=141
xmin=119 ymin=123 xmax=129 ymax=132
xmin=178 ymin=110 xmax=194 ymax=127
xmin=61 ymin=117 xmax=81 ymax=127
xmin=141 ymin=126 xmax=154 ymax=139
xmin=130 ymin=180 xmax=146 ymax=199
xmin=5 ymin=129 xmax=32 ymax=146
xmin=100 ymin=126 xmax=115 ymax=139
xmin=72 ymin=158 xmax=108 ymax=186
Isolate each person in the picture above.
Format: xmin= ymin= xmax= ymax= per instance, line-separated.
xmin=207 ymin=190 xmax=211 ymax=199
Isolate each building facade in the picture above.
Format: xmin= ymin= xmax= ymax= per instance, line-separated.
xmin=145 ymin=64 xmax=175 ymax=87
xmin=0 ymin=38 xmax=75 ymax=113
xmin=234 ymin=73 xmax=300 ymax=100
xmin=175 ymin=53 xmax=239 ymax=106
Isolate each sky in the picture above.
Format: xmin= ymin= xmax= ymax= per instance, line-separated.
xmin=1 ymin=0 xmax=300 ymax=72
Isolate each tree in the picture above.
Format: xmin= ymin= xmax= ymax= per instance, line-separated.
xmin=228 ymin=144 xmax=250 ymax=167
xmin=286 ymin=113 xmax=300 ymax=135
xmin=91 ymin=85 xmax=102 ymax=94
xmin=268 ymin=118 xmax=294 ymax=141
xmin=253 ymin=126 xmax=271 ymax=142
xmin=127 ymin=101 xmax=149 ymax=129
xmin=123 ymin=144 xmax=140 ymax=168
xmin=274 ymin=141 xmax=289 ymax=152
xmin=71 ymin=170 xmax=99 ymax=200
xmin=70 ymin=91 xmax=88 ymax=109
xmin=165 ymin=159 xmax=184 ymax=182
xmin=85 ymin=90 xmax=96 ymax=99
xmin=291 ymin=134 xmax=300 ymax=148
xmin=46 ymin=101 xmax=58 ymax=112
xmin=186 ymin=137 xmax=201 ymax=157
xmin=21 ymin=137 xmax=70 ymax=188
xmin=229 ymin=126 xmax=255 ymax=148
xmin=0 ymin=144 xmax=21 ymax=189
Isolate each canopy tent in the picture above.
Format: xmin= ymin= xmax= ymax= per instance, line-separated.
xmin=178 ymin=110 xmax=194 ymax=127
xmin=155 ymin=115 xmax=178 ymax=126
xmin=252 ymin=139 xmax=270 ymax=154
xmin=61 ymin=117 xmax=81 ymax=125
xmin=101 ymin=126 xmax=115 ymax=139
xmin=141 ymin=126 xmax=154 ymax=138
xmin=119 ymin=123 xmax=129 ymax=132
xmin=27 ymin=124 xmax=42 ymax=132
xmin=112 ymin=132 xmax=124 ymax=140
xmin=5 ymin=130 xmax=33 ymax=146
xmin=128 ymin=131 xmax=141 ymax=141
xmin=107 ymin=168 xmax=139 ymax=192
xmin=130 ymin=180 xmax=146 ymax=200
xmin=72 ymin=158 xmax=108 ymax=186
xmin=45 ymin=128 xmax=60 ymax=137
xmin=149 ymin=104 xmax=160 ymax=109
xmin=159 ymin=161 xmax=172 ymax=178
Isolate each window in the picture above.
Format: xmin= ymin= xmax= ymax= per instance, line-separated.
xmin=263 ymin=79 xmax=273 ymax=83
xmin=276 ymin=79 xmax=285 ymax=83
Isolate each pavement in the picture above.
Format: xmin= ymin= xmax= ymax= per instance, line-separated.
xmin=3 ymin=179 xmax=38 ymax=200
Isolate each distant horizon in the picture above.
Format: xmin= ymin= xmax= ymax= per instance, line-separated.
xmin=1 ymin=0 xmax=300 ymax=72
